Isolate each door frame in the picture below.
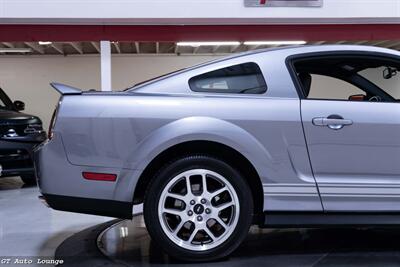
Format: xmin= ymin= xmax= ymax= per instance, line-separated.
xmin=286 ymin=50 xmax=400 ymax=212
xmin=285 ymin=50 xmax=400 ymax=101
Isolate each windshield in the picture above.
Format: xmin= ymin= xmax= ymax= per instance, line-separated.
xmin=0 ymin=88 xmax=14 ymax=110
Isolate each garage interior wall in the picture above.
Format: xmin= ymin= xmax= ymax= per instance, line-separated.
xmin=0 ymin=55 xmax=218 ymax=129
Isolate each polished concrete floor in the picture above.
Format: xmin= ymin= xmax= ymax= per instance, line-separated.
xmin=97 ymin=217 xmax=400 ymax=266
xmin=5 ymin=175 xmax=400 ymax=266
xmin=0 ymin=177 xmax=111 ymax=261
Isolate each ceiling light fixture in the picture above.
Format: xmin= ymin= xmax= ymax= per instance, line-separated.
xmin=177 ymin=41 xmax=241 ymax=47
xmin=0 ymin=48 xmax=32 ymax=53
xmin=244 ymin=40 xmax=307 ymax=46
xmin=38 ymin=41 xmax=53 ymax=45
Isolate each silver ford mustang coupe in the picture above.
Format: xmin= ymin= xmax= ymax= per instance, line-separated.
xmin=35 ymin=45 xmax=400 ymax=261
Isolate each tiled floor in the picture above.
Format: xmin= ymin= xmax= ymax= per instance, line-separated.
xmin=0 ymin=177 xmax=111 ymax=264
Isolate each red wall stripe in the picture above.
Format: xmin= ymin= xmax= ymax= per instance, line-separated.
xmin=0 ymin=24 xmax=398 ymax=42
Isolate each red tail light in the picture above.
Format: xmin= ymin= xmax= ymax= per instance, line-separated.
xmin=82 ymin=172 xmax=117 ymax=182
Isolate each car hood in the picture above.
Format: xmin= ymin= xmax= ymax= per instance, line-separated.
xmin=0 ymin=109 xmax=42 ymax=125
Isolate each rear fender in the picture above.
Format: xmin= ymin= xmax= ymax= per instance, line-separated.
xmin=116 ymin=116 xmax=272 ymax=200
xmin=133 ymin=117 xmax=270 ymax=171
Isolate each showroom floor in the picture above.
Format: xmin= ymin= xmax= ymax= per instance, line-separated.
xmin=54 ymin=214 xmax=400 ymax=267
xmin=0 ymin=177 xmax=110 ymax=258
xmin=4 ymin=176 xmax=400 ymax=267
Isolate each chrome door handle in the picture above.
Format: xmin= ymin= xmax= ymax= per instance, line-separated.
xmin=312 ymin=115 xmax=353 ymax=130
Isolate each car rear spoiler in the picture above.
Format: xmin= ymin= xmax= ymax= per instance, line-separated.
xmin=50 ymin=82 xmax=82 ymax=95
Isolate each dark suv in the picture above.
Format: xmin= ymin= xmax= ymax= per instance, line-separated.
xmin=0 ymin=88 xmax=46 ymax=184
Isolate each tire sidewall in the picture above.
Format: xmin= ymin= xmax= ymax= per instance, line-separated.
xmin=144 ymin=155 xmax=253 ymax=261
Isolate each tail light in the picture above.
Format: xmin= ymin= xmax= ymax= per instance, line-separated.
xmin=82 ymin=172 xmax=117 ymax=182
xmin=48 ymin=101 xmax=60 ymax=139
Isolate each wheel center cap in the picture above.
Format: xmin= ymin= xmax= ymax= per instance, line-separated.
xmin=193 ymin=204 xmax=204 ymax=215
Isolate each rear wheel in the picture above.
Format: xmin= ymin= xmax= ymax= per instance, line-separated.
xmin=144 ymin=155 xmax=253 ymax=261
xmin=20 ymin=174 xmax=37 ymax=185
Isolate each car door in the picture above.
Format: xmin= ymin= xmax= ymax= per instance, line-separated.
xmin=295 ymin=53 xmax=400 ymax=211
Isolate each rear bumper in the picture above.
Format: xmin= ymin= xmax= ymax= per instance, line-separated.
xmin=34 ymin=133 xmax=138 ymax=219
xmin=42 ymin=194 xmax=133 ymax=219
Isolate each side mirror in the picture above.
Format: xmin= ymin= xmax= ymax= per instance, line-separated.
xmin=13 ymin=100 xmax=25 ymax=111
xmin=348 ymin=94 xmax=366 ymax=101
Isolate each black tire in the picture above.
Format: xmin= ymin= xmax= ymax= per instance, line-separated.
xmin=20 ymin=174 xmax=37 ymax=185
xmin=144 ymin=155 xmax=253 ymax=262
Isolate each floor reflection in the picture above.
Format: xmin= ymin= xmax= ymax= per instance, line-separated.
xmin=99 ymin=216 xmax=400 ymax=266
xmin=0 ymin=177 xmax=111 ymax=258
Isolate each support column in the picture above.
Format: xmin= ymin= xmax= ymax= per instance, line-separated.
xmin=100 ymin=40 xmax=111 ymax=91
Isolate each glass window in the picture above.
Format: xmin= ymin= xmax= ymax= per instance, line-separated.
xmin=189 ymin=62 xmax=267 ymax=94
xmin=0 ymin=97 xmax=6 ymax=108
xmin=307 ymin=74 xmax=365 ymax=100
xmin=293 ymin=56 xmax=400 ymax=102
xmin=359 ymin=66 xmax=400 ymax=100
xmin=0 ymin=89 xmax=12 ymax=110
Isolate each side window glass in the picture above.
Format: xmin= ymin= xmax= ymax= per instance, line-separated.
xmin=359 ymin=67 xmax=400 ymax=100
xmin=189 ymin=62 xmax=267 ymax=94
xmin=293 ymin=56 xmax=400 ymax=102
xmin=307 ymin=74 xmax=365 ymax=100
xmin=0 ymin=98 xmax=6 ymax=108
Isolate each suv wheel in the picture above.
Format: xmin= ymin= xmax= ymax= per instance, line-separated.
xmin=20 ymin=174 xmax=37 ymax=185
xmin=144 ymin=155 xmax=253 ymax=262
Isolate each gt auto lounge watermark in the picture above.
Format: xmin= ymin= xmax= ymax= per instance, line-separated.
xmin=245 ymin=0 xmax=322 ymax=7
xmin=0 ymin=257 xmax=63 ymax=266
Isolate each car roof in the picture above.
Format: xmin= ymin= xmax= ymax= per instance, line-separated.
xmin=128 ymin=45 xmax=400 ymax=91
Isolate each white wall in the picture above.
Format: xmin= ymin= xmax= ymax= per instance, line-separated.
xmin=111 ymin=55 xmax=218 ymax=90
xmin=0 ymin=0 xmax=399 ymax=24
xmin=0 ymin=55 xmax=218 ymax=129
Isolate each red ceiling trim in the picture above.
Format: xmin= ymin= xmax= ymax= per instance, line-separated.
xmin=0 ymin=24 xmax=398 ymax=42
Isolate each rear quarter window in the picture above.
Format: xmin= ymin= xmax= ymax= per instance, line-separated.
xmin=189 ymin=62 xmax=267 ymax=94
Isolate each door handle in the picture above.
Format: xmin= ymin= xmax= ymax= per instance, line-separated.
xmin=312 ymin=115 xmax=353 ymax=130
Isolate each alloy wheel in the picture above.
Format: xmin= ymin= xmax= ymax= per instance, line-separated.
xmin=158 ymin=169 xmax=240 ymax=251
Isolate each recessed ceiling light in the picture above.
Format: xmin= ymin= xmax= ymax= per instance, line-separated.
xmin=177 ymin=42 xmax=240 ymax=47
xmin=0 ymin=48 xmax=32 ymax=53
xmin=38 ymin=41 xmax=53 ymax=45
xmin=244 ymin=41 xmax=307 ymax=46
